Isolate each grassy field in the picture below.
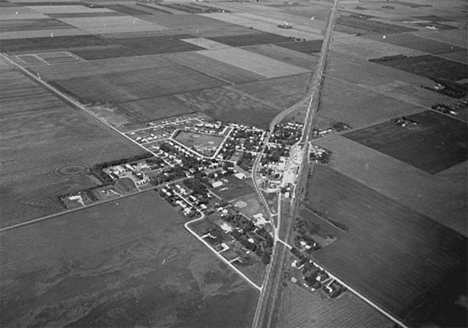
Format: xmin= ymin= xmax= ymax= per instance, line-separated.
xmin=0 ymin=61 xmax=145 ymax=227
xmin=208 ymin=32 xmax=290 ymax=47
xmin=212 ymin=176 xmax=255 ymax=202
xmin=315 ymin=136 xmax=467 ymax=236
xmin=175 ymin=131 xmax=224 ymax=154
xmin=344 ymin=110 xmax=468 ymax=174
xmin=276 ymin=40 xmax=323 ymax=54
xmin=242 ymin=44 xmax=318 ymax=70
xmin=277 ymin=284 xmax=394 ymax=328
xmin=0 ymin=191 xmax=258 ymax=327
xmin=306 ymin=165 xmax=467 ymax=324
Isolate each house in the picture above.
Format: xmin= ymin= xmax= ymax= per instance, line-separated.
xmin=234 ymin=172 xmax=246 ymax=179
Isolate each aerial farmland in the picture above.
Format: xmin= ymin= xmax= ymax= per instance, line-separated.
xmin=0 ymin=0 xmax=467 ymax=327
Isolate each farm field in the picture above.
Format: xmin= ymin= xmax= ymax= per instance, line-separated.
xmin=277 ymin=284 xmax=394 ymax=328
xmin=315 ymin=76 xmax=426 ymax=129
xmin=344 ymin=110 xmax=468 ymax=174
xmin=315 ymin=136 xmax=467 ymax=236
xmin=241 ymin=44 xmax=318 ymax=70
xmin=370 ymin=54 xmax=468 ymax=81
xmin=208 ymin=32 xmax=291 ymax=47
xmin=0 ymin=191 xmax=258 ymax=328
xmin=174 ymin=86 xmax=281 ymax=129
xmin=0 ymin=60 xmax=145 ymax=227
xmin=276 ymin=40 xmax=323 ymax=54
xmin=307 ymin=165 xmax=467 ymax=327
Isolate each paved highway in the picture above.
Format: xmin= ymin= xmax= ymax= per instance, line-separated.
xmin=251 ymin=1 xmax=339 ymax=327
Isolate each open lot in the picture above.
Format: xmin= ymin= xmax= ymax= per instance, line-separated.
xmin=0 ymin=61 xmax=145 ymax=227
xmin=307 ymin=165 xmax=467 ymax=326
xmin=212 ymin=176 xmax=255 ymax=202
xmin=344 ymin=110 xmax=468 ymax=174
xmin=315 ymin=136 xmax=467 ymax=237
xmin=0 ymin=192 xmax=258 ymax=327
xmin=175 ymin=131 xmax=224 ymax=155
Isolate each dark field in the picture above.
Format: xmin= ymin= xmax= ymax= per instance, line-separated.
xmin=277 ymin=40 xmax=323 ymax=54
xmin=336 ymin=15 xmax=417 ymax=34
xmin=371 ymin=54 xmax=468 ymax=81
xmin=307 ymin=166 xmax=467 ymax=326
xmin=345 ymin=110 xmax=468 ymax=174
xmin=0 ymin=35 xmax=110 ymax=54
xmin=365 ymin=33 xmax=466 ymax=54
xmin=47 ymin=12 xmax=125 ymax=18
xmin=0 ymin=18 xmax=73 ymax=32
xmin=208 ymin=32 xmax=291 ymax=47
xmin=51 ymin=66 xmax=226 ymax=104
xmin=113 ymin=34 xmax=204 ymax=56
xmin=0 ymin=192 xmax=258 ymax=327
xmin=0 ymin=62 xmax=144 ymax=227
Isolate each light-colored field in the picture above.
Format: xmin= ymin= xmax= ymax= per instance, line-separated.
xmin=242 ymin=44 xmax=318 ymax=70
xmin=163 ymin=51 xmax=264 ymax=84
xmin=200 ymin=12 xmax=322 ymax=41
xmin=331 ymin=35 xmax=424 ymax=60
xmin=278 ymin=284 xmax=394 ymax=328
xmin=315 ymin=136 xmax=467 ymax=236
xmin=411 ymin=29 xmax=468 ymax=49
xmin=27 ymin=5 xmax=113 ymax=14
xmin=58 ymin=16 xmax=167 ymax=34
xmin=197 ymin=48 xmax=309 ymax=79
xmin=0 ymin=13 xmax=48 ymax=20
xmin=180 ymin=38 xmax=230 ymax=50
xmin=28 ymin=55 xmax=174 ymax=80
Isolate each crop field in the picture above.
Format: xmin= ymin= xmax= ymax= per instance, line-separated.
xmin=365 ymin=33 xmax=466 ymax=54
xmin=278 ymin=284 xmax=393 ymax=328
xmin=50 ymin=65 xmax=226 ymax=104
xmin=111 ymin=34 xmax=204 ymax=56
xmin=307 ymin=166 xmax=467 ymax=324
xmin=104 ymin=4 xmax=152 ymax=16
xmin=0 ymin=192 xmax=258 ymax=327
xmin=0 ymin=34 xmax=110 ymax=54
xmin=197 ymin=48 xmax=309 ymax=79
xmin=208 ymin=32 xmax=290 ymax=47
xmin=162 ymin=51 xmax=264 ymax=84
xmin=28 ymin=54 xmax=174 ymax=80
xmin=277 ymin=40 xmax=323 ymax=54
xmin=58 ymin=16 xmax=166 ymax=34
xmin=242 ymin=44 xmax=318 ymax=70
xmin=316 ymin=76 xmax=426 ymax=128
xmin=46 ymin=11 xmax=125 ymax=18
xmin=175 ymin=86 xmax=280 ymax=129
xmin=117 ymin=96 xmax=195 ymax=123
xmin=345 ymin=110 xmax=468 ymax=174
xmin=200 ymin=12 xmax=320 ymax=41
xmin=371 ymin=54 xmax=468 ymax=81
xmin=331 ymin=36 xmax=423 ymax=60
xmin=315 ymin=136 xmax=467 ymax=236
xmin=233 ymin=73 xmax=311 ymax=112
xmin=180 ymin=38 xmax=230 ymax=50
xmin=0 ymin=18 xmax=73 ymax=31
xmin=0 ymin=62 xmax=145 ymax=227
xmin=336 ymin=15 xmax=417 ymax=34
xmin=212 ymin=176 xmax=255 ymax=202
